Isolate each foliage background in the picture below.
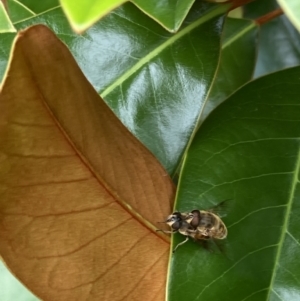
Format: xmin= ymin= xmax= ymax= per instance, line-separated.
xmin=1 ymin=0 xmax=300 ymax=300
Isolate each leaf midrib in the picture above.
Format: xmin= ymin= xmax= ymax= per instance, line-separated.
xmin=222 ymin=22 xmax=256 ymax=49
xmin=13 ymin=5 xmax=61 ymax=25
xmin=100 ymin=4 xmax=229 ymax=98
xmin=266 ymin=147 xmax=300 ymax=299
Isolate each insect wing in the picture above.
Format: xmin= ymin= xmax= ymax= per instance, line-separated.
xmin=194 ymin=236 xmax=228 ymax=255
xmin=207 ymin=199 xmax=232 ymax=217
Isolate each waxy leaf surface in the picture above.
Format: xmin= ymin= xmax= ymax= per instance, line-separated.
xmin=10 ymin=0 xmax=59 ymax=14
xmin=244 ymin=0 xmax=300 ymax=77
xmin=168 ymin=67 xmax=300 ymax=301
xmin=0 ymin=2 xmax=227 ymax=175
xmin=132 ymin=0 xmax=195 ymax=32
xmin=6 ymin=0 xmax=34 ymax=23
xmin=60 ymin=0 xmax=196 ymax=33
xmin=0 ymin=1 xmax=15 ymax=32
xmin=0 ymin=25 xmax=175 ymax=301
xmin=202 ymin=17 xmax=257 ymax=121
xmin=277 ymin=0 xmax=300 ymax=33
xmin=60 ymin=0 xmax=127 ymax=33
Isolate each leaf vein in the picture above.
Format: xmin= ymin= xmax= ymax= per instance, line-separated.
xmin=240 ymin=288 xmax=268 ymax=301
xmin=277 ymin=263 xmax=300 ymax=286
xmin=227 ymin=205 xmax=287 ymax=228
xmin=271 ymin=288 xmax=284 ymax=301
xmin=201 ymin=137 xmax=300 ymax=167
xmin=266 ymin=148 xmax=300 ymax=300
xmin=101 ymin=5 xmax=227 ymax=98
xmin=198 ymin=172 xmax=293 ymax=197
xmin=30 ymin=217 xmax=133 ymax=259
xmin=287 ymin=230 xmax=300 ymax=247
xmin=195 ymin=244 xmax=278 ymax=299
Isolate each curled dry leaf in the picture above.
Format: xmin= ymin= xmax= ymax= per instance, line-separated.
xmin=0 ymin=25 xmax=175 ymax=301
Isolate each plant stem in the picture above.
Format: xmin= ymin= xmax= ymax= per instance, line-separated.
xmin=256 ymin=8 xmax=284 ymax=25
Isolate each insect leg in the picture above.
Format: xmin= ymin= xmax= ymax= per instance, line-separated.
xmin=156 ymin=229 xmax=177 ymax=234
xmin=186 ymin=229 xmax=197 ymax=234
xmin=173 ymin=236 xmax=189 ymax=253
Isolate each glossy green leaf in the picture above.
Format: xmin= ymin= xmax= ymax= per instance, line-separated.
xmin=168 ymin=66 xmax=300 ymax=300
xmin=60 ymin=0 xmax=127 ymax=32
xmin=1 ymin=0 xmax=60 ymax=34
xmin=15 ymin=0 xmax=59 ymax=14
xmin=0 ymin=1 xmax=15 ymax=32
xmin=6 ymin=0 xmax=34 ymax=23
xmin=0 ymin=33 xmax=15 ymax=78
xmin=99 ymin=3 xmax=228 ymax=175
xmin=132 ymin=0 xmax=195 ymax=32
xmin=244 ymin=0 xmax=300 ymax=77
xmin=1 ymin=2 xmax=228 ymax=174
xmin=202 ymin=17 xmax=258 ymax=121
xmin=59 ymin=0 xmax=196 ymax=33
xmin=0 ymin=261 xmax=38 ymax=301
xmin=0 ymin=0 xmax=61 ymax=80
xmin=277 ymin=0 xmax=300 ymax=32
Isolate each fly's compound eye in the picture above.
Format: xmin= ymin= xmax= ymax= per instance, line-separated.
xmin=189 ymin=210 xmax=201 ymax=228
xmin=171 ymin=221 xmax=181 ymax=230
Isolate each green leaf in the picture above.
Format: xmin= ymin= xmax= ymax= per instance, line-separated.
xmin=0 ymin=0 xmax=60 ymax=35
xmin=202 ymin=17 xmax=258 ymax=121
xmin=59 ymin=0 xmax=196 ymax=33
xmin=0 ymin=2 xmax=228 ymax=174
xmin=132 ymin=0 xmax=195 ymax=32
xmin=99 ymin=3 xmax=228 ymax=175
xmin=14 ymin=0 xmax=60 ymax=14
xmin=277 ymin=0 xmax=300 ymax=32
xmin=6 ymin=0 xmax=34 ymax=23
xmin=0 ymin=33 xmax=15 ymax=79
xmin=244 ymin=0 xmax=300 ymax=77
xmin=1 ymin=0 xmax=61 ymax=33
xmin=59 ymin=0 xmax=127 ymax=33
xmin=0 ymin=1 xmax=15 ymax=32
xmin=168 ymin=66 xmax=300 ymax=300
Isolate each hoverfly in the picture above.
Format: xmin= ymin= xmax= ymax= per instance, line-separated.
xmin=157 ymin=200 xmax=229 ymax=253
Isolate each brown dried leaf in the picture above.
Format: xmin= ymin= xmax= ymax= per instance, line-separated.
xmin=0 ymin=25 xmax=175 ymax=301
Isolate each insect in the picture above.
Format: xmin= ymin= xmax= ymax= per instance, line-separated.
xmin=156 ymin=200 xmax=229 ymax=253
